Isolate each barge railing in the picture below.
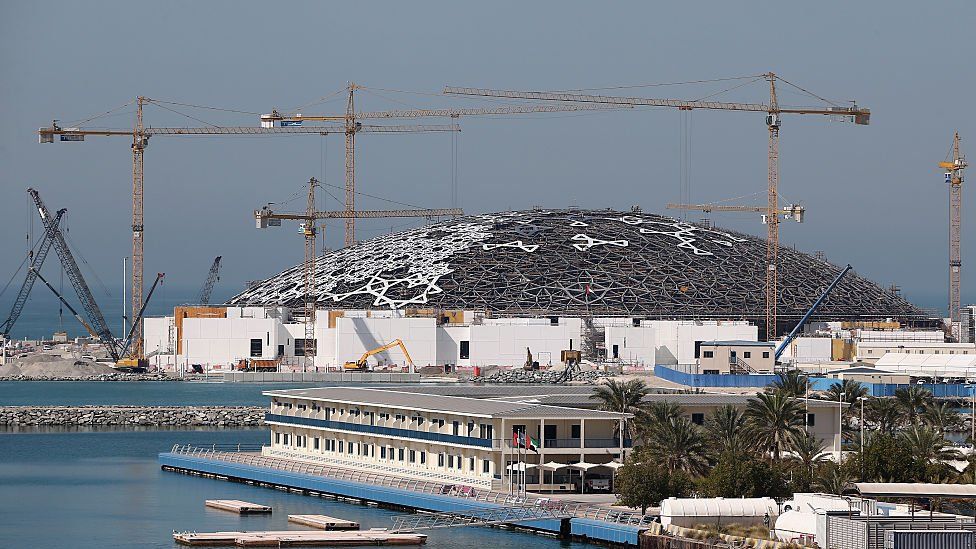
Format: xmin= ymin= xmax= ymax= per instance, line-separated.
xmin=167 ymin=444 xmax=654 ymax=526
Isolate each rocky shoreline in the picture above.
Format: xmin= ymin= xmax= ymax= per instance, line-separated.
xmin=0 ymin=373 xmax=175 ymax=382
xmin=0 ymin=405 xmax=266 ymax=426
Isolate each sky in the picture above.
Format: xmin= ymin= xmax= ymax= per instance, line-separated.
xmin=1 ymin=1 xmax=974 ymax=325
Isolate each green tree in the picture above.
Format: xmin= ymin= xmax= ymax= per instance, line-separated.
xmin=788 ymin=431 xmax=828 ymax=492
xmin=643 ymin=417 xmax=710 ymax=476
xmin=768 ymin=370 xmax=809 ymax=398
xmin=615 ymin=452 xmax=692 ymax=514
xmin=825 ymin=380 xmax=869 ymax=407
xmin=865 ymin=397 xmax=903 ymax=434
xmin=922 ymin=401 xmax=962 ymax=434
xmin=815 ymin=461 xmax=853 ymax=495
xmin=590 ymin=379 xmax=649 ymax=439
xmin=698 ymin=450 xmax=790 ymax=499
xmin=894 ymin=386 xmax=934 ymax=424
xmin=856 ymin=432 xmax=920 ymax=483
xmin=899 ymin=426 xmax=961 ymax=481
xmin=704 ymin=404 xmax=753 ymax=457
xmin=745 ymin=391 xmax=804 ymax=460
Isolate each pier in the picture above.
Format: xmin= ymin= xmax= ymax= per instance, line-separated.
xmin=205 ymin=500 xmax=272 ymax=514
xmin=173 ymin=529 xmax=426 ymax=547
xmin=288 ymin=515 xmax=360 ymax=530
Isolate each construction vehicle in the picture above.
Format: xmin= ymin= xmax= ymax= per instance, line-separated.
xmin=26 ymin=188 xmax=164 ymax=372
xmin=344 ymin=339 xmax=415 ymax=372
xmin=775 ymin=264 xmax=852 ymax=362
xmin=235 ymin=358 xmax=280 ymax=372
xmin=446 ymin=73 xmax=870 ymax=340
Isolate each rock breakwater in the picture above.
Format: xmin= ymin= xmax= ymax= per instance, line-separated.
xmin=0 ymin=405 xmax=266 ymax=426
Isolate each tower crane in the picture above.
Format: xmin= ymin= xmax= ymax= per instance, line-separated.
xmin=444 ymin=73 xmax=871 ymax=339
xmin=38 ymin=100 xmax=457 ymax=361
xmin=939 ymin=132 xmax=967 ymax=339
xmin=260 ymin=82 xmax=627 ymax=246
xmin=255 ymin=177 xmax=462 ymax=372
xmin=667 ymin=202 xmax=805 ymax=226
xmin=197 ymin=256 xmax=222 ymax=305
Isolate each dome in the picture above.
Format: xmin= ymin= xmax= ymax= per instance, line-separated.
xmin=229 ymin=208 xmax=930 ymax=332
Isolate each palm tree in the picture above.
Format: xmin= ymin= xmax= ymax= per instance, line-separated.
xmin=704 ymin=404 xmax=752 ymax=457
xmin=590 ymin=378 xmax=649 ymax=414
xmin=590 ymin=379 xmax=649 ymax=439
xmin=643 ymin=416 xmax=710 ymax=476
xmin=815 ymin=461 xmax=853 ymax=495
xmin=922 ymin=401 xmax=962 ymax=434
xmin=789 ymin=431 xmax=829 ymax=490
xmin=900 ymin=426 xmax=961 ymax=467
xmin=768 ymin=370 xmax=809 ymax=398
xmin=895 ymin=386 xmax=934 ymax=424
xmin=825 ymin=380 xmax=869 ymax=407
xmin=745 ymin=391 xmax=805 ymax=460
xmin=865 ymin=397 xmax=903 ymax=434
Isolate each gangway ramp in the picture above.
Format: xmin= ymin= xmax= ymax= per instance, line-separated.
xmin=391 ymin=501 xmax=576 ymax=532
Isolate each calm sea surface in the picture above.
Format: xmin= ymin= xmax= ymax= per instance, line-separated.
xmin=0 ymin=381 xmax=320 ymax=407
xmin=0 ymin=428 xmax=590 ymax=549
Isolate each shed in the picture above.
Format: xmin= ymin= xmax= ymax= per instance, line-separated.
xmin=659 ymin=497 xmax=778 ymax=528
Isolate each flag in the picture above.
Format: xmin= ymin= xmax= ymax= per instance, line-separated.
xmin=527 ymin=435 xmax=539 ymax=453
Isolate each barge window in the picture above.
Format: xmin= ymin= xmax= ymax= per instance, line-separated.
xmin=420 ymin=451 xmax=426 ymax=464
xmin=438 ymin=453 xmax=445 ymax=467
xmin=482 ymin=459 xmax=491 ymax=474
xmin=469 ymin=457 xmax=475 ymax=471
xmin=250 ymin=338 xmax=262 ymax=357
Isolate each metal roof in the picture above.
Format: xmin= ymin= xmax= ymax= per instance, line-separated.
xmin=700 ymin=340 xmax=775 ymax=347
xmin=855 ymin=483 xmax=976 ymax=499
xmin=264 ymin=387 xmax=628 ymax=420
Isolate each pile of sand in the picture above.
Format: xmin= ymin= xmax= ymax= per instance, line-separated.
xmin=0 ymin=357 xmax=117 ymax=377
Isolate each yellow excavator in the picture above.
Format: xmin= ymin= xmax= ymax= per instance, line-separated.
xmin=344 ymin=339 xmax=415 ymax=372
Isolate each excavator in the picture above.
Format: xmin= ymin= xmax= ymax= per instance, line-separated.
xmin=344 ymin=339 xmax=415 ymax=372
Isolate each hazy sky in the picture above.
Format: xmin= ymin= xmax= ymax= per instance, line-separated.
xmin=1 ymin=1 xmax=973 ymax=315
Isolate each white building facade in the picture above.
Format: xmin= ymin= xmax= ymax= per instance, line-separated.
xmin=142 ymin=306 xmax=758 ymax=372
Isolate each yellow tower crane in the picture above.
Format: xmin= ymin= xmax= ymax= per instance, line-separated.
xmin=260 ymin=82 xmax=627 ymax=246
xmin=939 ymin=132 xmax=967 ymax=339
xmin=255 ymin=177 xmax=462 ymax=373
xmin=38 ymin=101 xmax=458 ymax=361
xmin=445 ymin=73 xmax=870 ymax=340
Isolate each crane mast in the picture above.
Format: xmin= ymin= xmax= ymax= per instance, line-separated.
xmin=132 ymin=96 xmax=147 ymax=358
xmin=766 ymin=74 xmax=780 ymax=341
xmin=445 ymin=73 xmax=869 ymax=340
xmin=940 ymin=132 xmax=967 ymax=339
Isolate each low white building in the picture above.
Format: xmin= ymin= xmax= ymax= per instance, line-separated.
xmin=142 ymin=306 xmax=758 ymax=372
xmin=857 ymin=342 xmax=975 ymax=363
xmin=262 ymin=386 xmax=630 ymax=490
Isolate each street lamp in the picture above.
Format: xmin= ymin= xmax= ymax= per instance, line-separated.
xmin=838 ymin=391 xmax=846 ymax=456
xmin=857 ymin=396 xmax=869 ymax=480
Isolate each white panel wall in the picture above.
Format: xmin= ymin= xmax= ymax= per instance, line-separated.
xmin=604 ymin=326 xmax=656 ymax=364
xmin=143 ymin=316 xmax=174 ymax=356
xmin=469 ymin=318 xmax=582 ymax=367
xmin=335 ymin=317 xmax=437 ymax=368
xmin=181 ymin=317 xmax=284 ymax=366
xmin=778 ymin=337 xmax=833 ymax=363
xmin=436 ymin=325 xmax=469 ymax=366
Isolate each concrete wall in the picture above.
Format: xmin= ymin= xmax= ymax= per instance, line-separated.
xmin=469 ymin=318 xmax=582 ymax=367
xmin=779 ymin=337 xmax=834 ymax=364
xmin=604 ymin=326 xmax=656 ymax=365
xmin=335 ymin=317 xmax=437 ymax=368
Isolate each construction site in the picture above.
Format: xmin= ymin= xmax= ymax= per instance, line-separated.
xmin=1 ymin=74 xmax=970 ymax=385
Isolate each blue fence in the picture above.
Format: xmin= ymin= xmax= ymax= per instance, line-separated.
xmin=809 ymin=378 xmax=976 ymax=398
xmin=653 ymin=365 xmax=779 ymax=388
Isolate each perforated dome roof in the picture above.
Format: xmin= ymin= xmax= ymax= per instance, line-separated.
xmin=229 ymin=208 xmax=930 ymax=332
